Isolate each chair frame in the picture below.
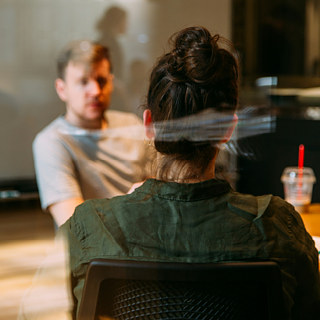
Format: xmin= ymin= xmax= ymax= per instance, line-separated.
xmin=77 ymin=259 xmax=284 ymax=320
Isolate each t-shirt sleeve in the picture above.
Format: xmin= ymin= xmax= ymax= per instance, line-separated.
xmin=33 ymin=132 xmax=83 ymax=210
xmin=288 ymin=204 xmax=320 ymax=319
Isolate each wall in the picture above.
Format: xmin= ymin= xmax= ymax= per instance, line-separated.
xmin=0 ymin=0 xmax=231 ymax=183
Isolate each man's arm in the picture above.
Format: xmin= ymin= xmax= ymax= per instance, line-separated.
xmin=33 ymin=130 xmax=85 ymax=227
xmin=49 ymin=198 xmax=84 ymax=227
xmin=127 ymin=181 xmax=145 ymax=194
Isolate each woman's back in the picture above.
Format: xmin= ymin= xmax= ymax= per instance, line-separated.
xmin=63 ymin=178 xmax=320 ymax=319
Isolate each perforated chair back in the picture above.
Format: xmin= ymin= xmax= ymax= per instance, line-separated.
xmin=77 ymin=259 xmax=284 ymax=320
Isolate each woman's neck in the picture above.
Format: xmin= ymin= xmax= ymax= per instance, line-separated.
xmin=155 ymin=155 xmax=216 ymax=183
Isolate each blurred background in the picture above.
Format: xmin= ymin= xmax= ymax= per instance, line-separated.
xmin=1 ymin=0 xmax=320 ymax=318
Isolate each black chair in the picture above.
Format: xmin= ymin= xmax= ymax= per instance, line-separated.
xmin=77 ymin=259 xmax=285 ymax=320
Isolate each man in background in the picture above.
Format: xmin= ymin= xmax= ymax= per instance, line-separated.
xmin=33 ymin=40 xmax=150 ymax=227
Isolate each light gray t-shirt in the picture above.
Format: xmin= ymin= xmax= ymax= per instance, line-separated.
xmin=33 ymin=110 xmax=151 ymax=210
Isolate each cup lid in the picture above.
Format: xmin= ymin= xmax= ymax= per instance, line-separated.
xmin=281 ymin=166 xmax=316 ymax=183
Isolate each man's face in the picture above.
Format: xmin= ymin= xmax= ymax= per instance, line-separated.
xmin=55 ymin=58 xmax=113 ymax=128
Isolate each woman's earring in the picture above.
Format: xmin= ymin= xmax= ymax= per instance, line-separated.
xmin=220 ymin=143 xmax=227 ymax=150
xmin=144 ymin=139 xmax=152 ymax=146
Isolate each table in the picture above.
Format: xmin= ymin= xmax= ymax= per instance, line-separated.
xmin=298 ymin=204 xmax=320 ymax=269
xmin=298 ymin=203 xmax=320 ymax=237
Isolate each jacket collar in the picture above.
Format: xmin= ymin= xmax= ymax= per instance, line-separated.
xmin=136 ymin=178 xmax=231 ymax=202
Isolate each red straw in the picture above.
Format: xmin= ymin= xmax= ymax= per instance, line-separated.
xmin=298 ymin=144 xmax=304 ymax=200
xmin=298 ymin=144 xmax=304 ymax=169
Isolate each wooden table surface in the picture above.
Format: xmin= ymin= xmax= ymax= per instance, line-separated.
xmin=297 ymin=203 xmax=320 ymax=237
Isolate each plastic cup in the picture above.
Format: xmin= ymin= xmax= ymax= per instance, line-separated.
xmin=281 ymin=167 xmax=316 ymax=212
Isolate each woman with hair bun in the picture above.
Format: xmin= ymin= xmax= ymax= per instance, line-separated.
xmin=61 ymin=27 xmax=320 ymax=319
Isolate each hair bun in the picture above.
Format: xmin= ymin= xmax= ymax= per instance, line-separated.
xmin=145 ymin=26 xmax=239 ymax=181
xmin=167 ymin=27 xmax=222 ymax=85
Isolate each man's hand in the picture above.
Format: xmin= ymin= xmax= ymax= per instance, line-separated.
xmin=48 ymin=198 xmax=84 ymax=227
xmin=127 ymin=181 xmax=145 ymax=194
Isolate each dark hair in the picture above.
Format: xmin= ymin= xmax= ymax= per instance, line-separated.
xmin=146 ymin=26 xmax=239 ymax=181
xmin=57 ymin=40 xmax=112 ymax=80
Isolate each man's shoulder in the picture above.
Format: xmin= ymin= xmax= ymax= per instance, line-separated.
xmin=107 ymin=110 xmax=142 ymax=128
xmin=33 ymin=116 xmax=66 ymax=147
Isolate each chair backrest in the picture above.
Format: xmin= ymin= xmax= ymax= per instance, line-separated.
xmin=77 ymin=259 xmax=284 ymax=320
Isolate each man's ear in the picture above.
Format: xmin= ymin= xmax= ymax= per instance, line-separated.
xmin=221 ymin=113 xmax=238 ymax=143
xmin=143 ymin=109 xmax=155 ymax=139
xmin=55 ymin=78 xmax=67 ymax=102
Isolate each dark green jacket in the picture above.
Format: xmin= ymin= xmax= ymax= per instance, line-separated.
xmin=60 ymin=178 xmax=320 ymax=319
